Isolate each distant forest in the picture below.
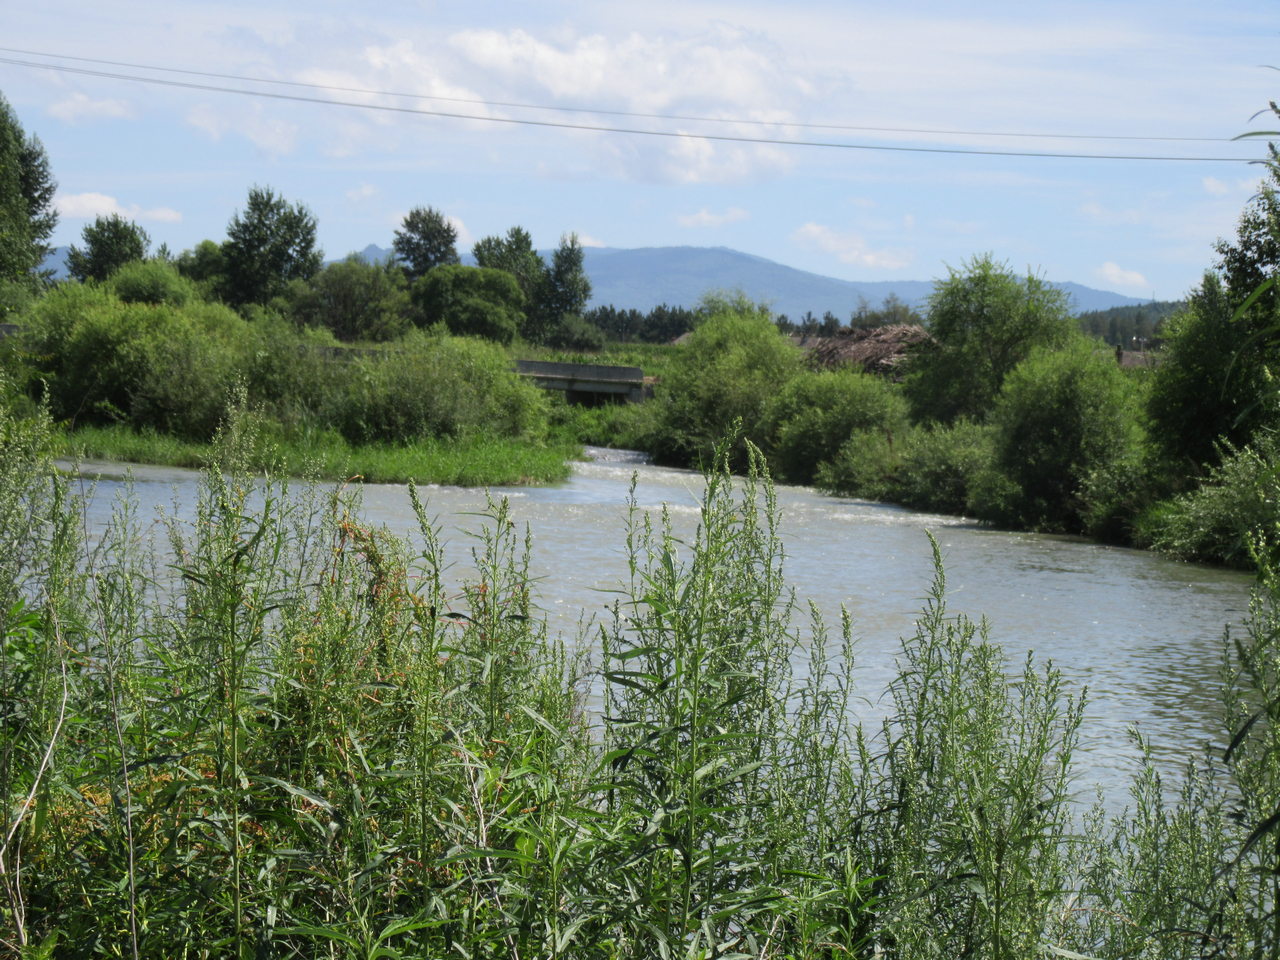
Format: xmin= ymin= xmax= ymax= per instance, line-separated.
xmin=1077 ymin=300 xmax=1185 ymax=347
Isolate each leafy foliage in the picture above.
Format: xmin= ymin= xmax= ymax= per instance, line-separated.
xmin=647 ymin=294 xmax=802 ymax=469
xmin=411 ymin=264 xmax=525 ymax=345
xmin=904 ymin=253 xmax=1075 ymax=424
xmin=280 ymin=254 xmax=412 ymax=342
xmin=221 ymin=185 xmax=323 ymax=307
xmin=971 ymin=338 xmax=1140 ymax=532
xmin=392 ymin=205 xmax=460 ymax=281
xmin=65 ymin=214 xmax=149 ymax=283
xmin=0 ymin=92 xmax=56 ymax=315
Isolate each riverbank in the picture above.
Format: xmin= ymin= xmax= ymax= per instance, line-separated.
xmin=54 ymin=422 xmax=580 ymax=486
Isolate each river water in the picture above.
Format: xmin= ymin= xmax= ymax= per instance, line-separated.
xmin=69 ymin=448 xmax=1255 ymax=810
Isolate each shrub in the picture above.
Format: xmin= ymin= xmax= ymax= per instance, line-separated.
xmin=1146 ymin=272 xmax=1279 ymax=470
xmin=544 ymin=311 xmax=606 ymax=350
xmin=816 ymin=419 xmax=992 ymax=515
xmin=24 ymin=283 xmax=250 ymax=439
xmin=1138 ymin=432 xmax=1280 ymax=568
xmin=971 ymin=338 xmax=1139 ymax=532
xmin=334 ymin=330 xmax=548 ymax=444
xmin=649 ymin=294 xmax=801 ymax=468
xmin=411 ymin=264 xmax=524 ymax=344
xmin=903 ymin=253 xmax=1075 ymax=424
xmin=278 ymin=255 xmax=412 ymax=342
xmin=107 ymin=258 xmax=199 ymax=306
xmin=762 ymin=367 xmax=907 ymax=484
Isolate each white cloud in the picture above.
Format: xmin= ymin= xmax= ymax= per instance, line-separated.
xmin=48 ymin=93 xmax=132 ymax=124
xmin=447 ymin=216 xmax=475 ymax=249
xmin=55 ymin=192 xmax=182 ymax=223
xmin=1096 ymin=262 xmax=1149 ymax=289
xmin=1203 ymin=177 xmax=1229 ymax=196
xmin=791 ymin=222 xmax=912 ymax=270
xmin=903 ymin=213 xmax=915 ymax=229
xmin=677 ymin=207 xmax=749 ymax=227
xmin=347 ymin=183 xmax=376 ymax=202
xmin=1079 ymin=201 xmax=1147 ymax=226
xmin=576 ymin=233 xmax=606 ymax=247
xmin=185 ymin=103 xmax=297 ymax=155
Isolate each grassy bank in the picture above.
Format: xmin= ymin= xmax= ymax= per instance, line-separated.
xmin=54 ymin=422 xmax=579 ymax=485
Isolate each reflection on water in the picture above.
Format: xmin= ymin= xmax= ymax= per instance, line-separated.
xmin=67 ymin=448 xmax=1254 ymax=808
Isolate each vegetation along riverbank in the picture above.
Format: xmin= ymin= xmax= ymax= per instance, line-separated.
xmin=8 ymin=87 xmax=1280 ymax=566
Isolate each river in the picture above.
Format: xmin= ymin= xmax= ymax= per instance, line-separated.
xmin=68 ymin=447 xmax=1255 ymax=810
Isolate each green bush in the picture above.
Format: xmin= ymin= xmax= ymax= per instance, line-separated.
xmin=411 ymin=264 xmax=524 ymax=344
xmin=903 ymin=253 xmax=1075 ymax=424
xmin=277 ymin=255 xmax=411 ymax=342
xmin=762 ymin=367 xmax=907 ymax=484
xmin=106 ymin=258 xmax=199 ymax=306
xmin=972 ymin=338 xmax=1139 ymax=532
xmin=24 ymin=283 xmax=250 ymax=439
xmin=334 ymin=329 xmax=548 ymax=444
xmin=544 ymin=311 xmax=606 ymax=350
xmin=1146 ymin=272 xmax=1279 ymax=470
xmin=1138 ymin=432 xmax=1280 ymax=568
xmin=817 ymin=419 xmax=992 ymax=514
xmin=649 ymin=294 xmax=801 ymax=468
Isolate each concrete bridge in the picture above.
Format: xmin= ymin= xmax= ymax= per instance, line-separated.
xmin=514 ymin=360 xmax=646 ymax=405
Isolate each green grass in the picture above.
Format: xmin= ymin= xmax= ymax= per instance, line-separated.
xmin=524 ymin=341 xmax=682 ymax=384
xmin=54 ymin=423 xmax=580 ymax=486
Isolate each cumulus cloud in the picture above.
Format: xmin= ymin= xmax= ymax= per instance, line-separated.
xmin=1203 ymin=177 xmax=1229 ymax=196
xmin=347 ymin=183 xmax=376 ymax=202
xmin=677 ymin=207 xmax=749 ymax=227
xmin=576 ymin=233 xmax=606 ymax=247
xmin=56 ymin=192 xmax=182 ymax=223
xmin=48 ymin=93 xmax=131 ymax=123
xmin=448 ymin=27 xmax=806 ymax=183
xmin=1096 ymin=262 xmax=1148 ymax=289
xmin=791 ymin=222 xmax=912 ymax=270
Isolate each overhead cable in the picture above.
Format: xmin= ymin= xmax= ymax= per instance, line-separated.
xmin=0 ymin=55 xmax=1257 ymax=163
xmin=0 ymin=45 xmax=1244 ymax=145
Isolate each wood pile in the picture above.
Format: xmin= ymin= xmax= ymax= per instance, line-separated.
xmin=806 ymin=324 xmax=932 ymax=378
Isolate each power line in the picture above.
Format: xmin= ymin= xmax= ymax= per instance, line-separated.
xmin=0 ymin=45 xmax=1243 ymax=145
xmin=0 ymin=55 xmax=1258 ymax=163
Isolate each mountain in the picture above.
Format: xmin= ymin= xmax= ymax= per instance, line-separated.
xmin=348 ymin=244 xmax=1145 ymax=316
xmin=45 ymin=242 xmax=1148 ymax=315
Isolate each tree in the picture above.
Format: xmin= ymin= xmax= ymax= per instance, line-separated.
xmin=281 ymin=255 xmax=411 ymax=342
xmin=1146 ymin=164 xmax=1280 ymax=470
xmin=974 ymin=338 xmax=1137 ymax=533
xmin=903 ymin=253 xmax=1075 ymax=424
xmin=0 ymin=92 xmax=57 ymax=314
xmin=411 ymin=265 xmax=525 ymax=345
xmin=66 ymin=214 xmax=150 ymax=282
xmin=392 ymin=206 xmax=459 ymax=281
xmin=473 ymin=226 xmax=544 ymax=304
xmin=221 ymin=186 xmax=322 ymax=307
xmin=536 ymin=233 xmax=593 ymax=344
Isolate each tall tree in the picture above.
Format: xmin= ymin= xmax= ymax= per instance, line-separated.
xmin=472 ymin=226 xmax=543 ymax=302
xmin=903 ymin=253 xmax=1074 ymax=424
xmin=66 ymin=214 xmax=150 ymax=282
xmin=221 ymin=185 xmax=322 ymax=307
xmin=0 ymin=92 xmax=57 ymax=313
xmin=393 ymin=206 xmax=459 ymax=281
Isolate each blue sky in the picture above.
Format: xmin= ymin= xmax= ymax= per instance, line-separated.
xmin=2 ymin=1 xmax=1277 ymax=300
